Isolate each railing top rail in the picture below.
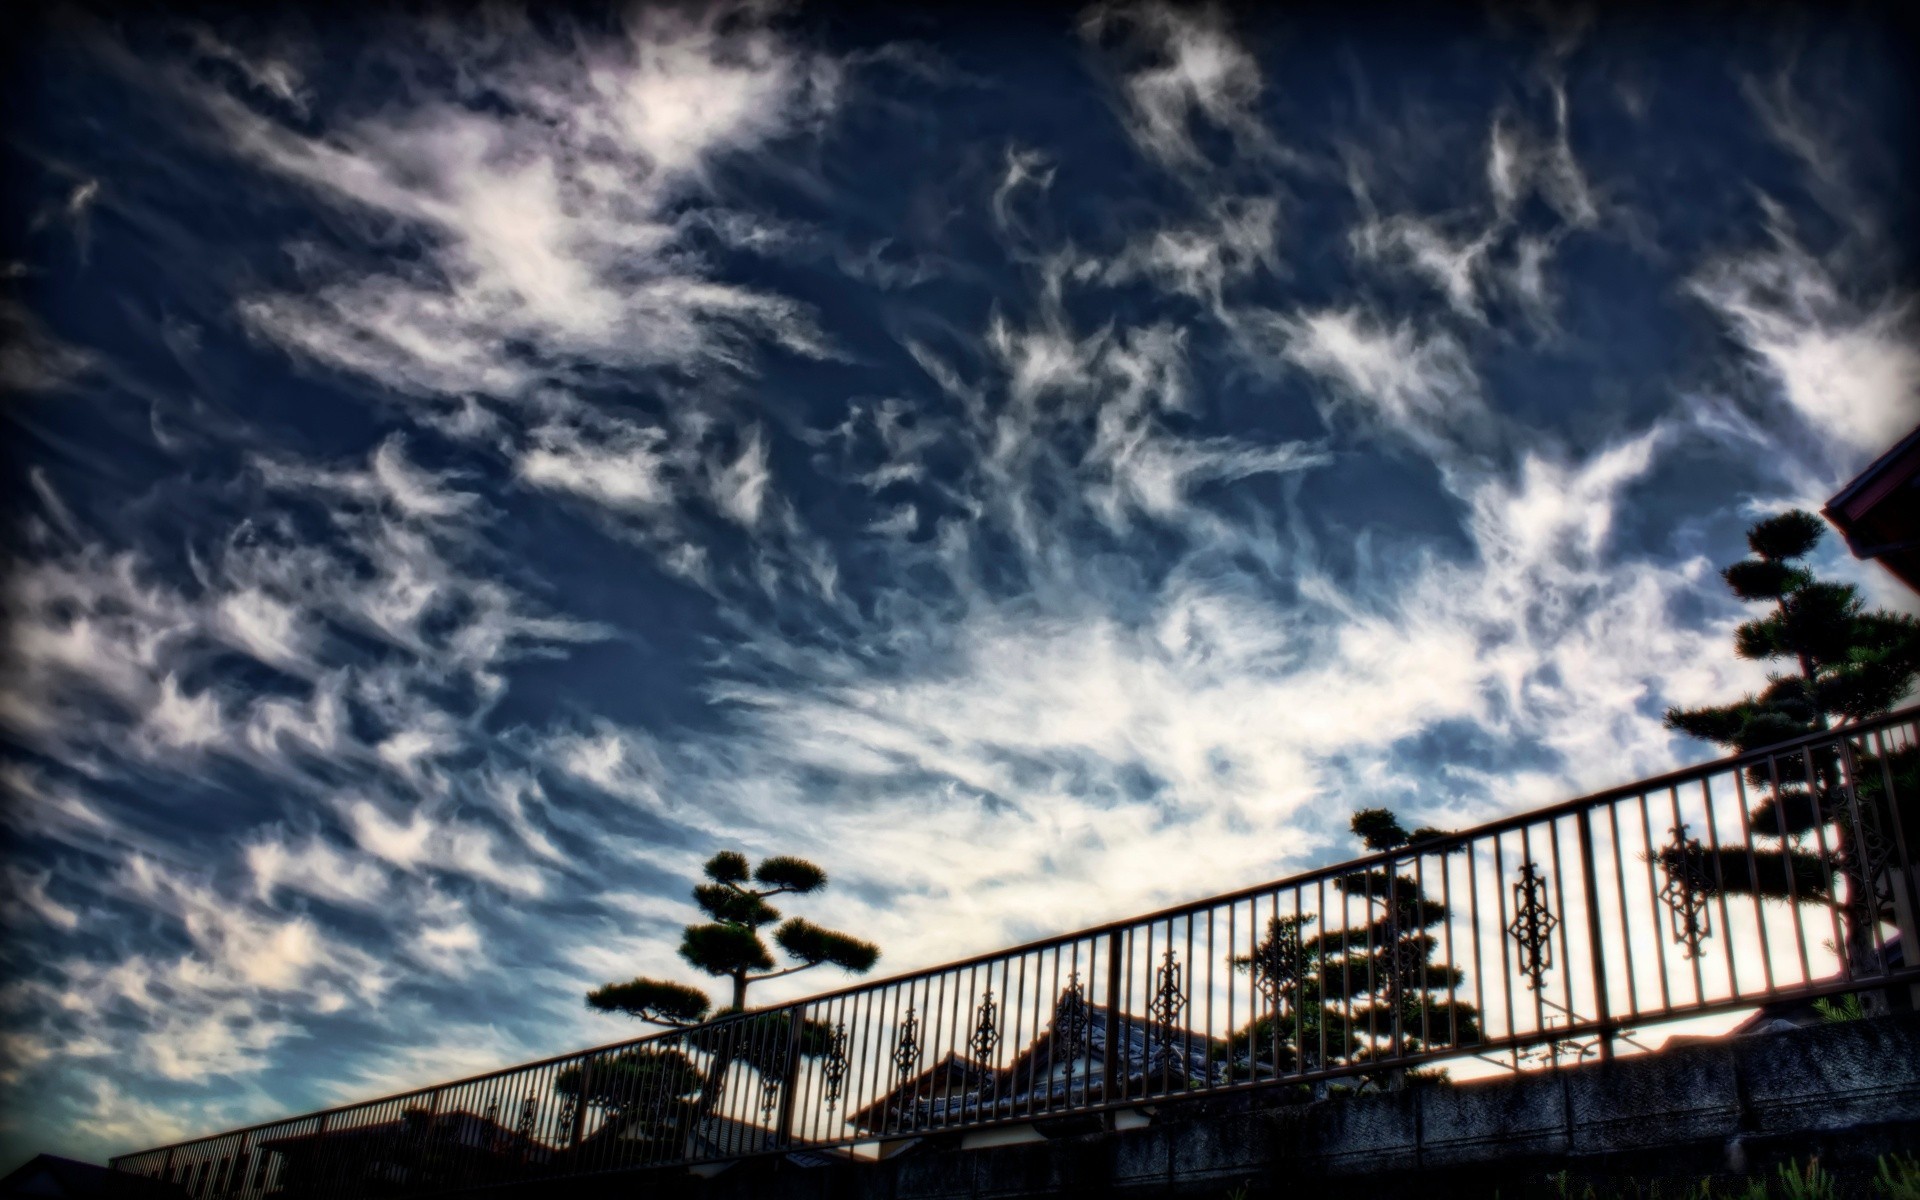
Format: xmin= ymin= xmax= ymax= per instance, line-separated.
xmin=112 ymin=703 xmax=1920 ymax=1161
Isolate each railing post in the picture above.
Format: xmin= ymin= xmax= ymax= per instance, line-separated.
xmin=1576 ymin=808 xmax=1614 ymax=1062
xmin=1103 ymin=932 xmax=1123 ymax=1115
xmin=775 ymin=1006 xmax=806 ymax=1149
xmin=1867 ymin=728 xmax=1920 ymax=1011
xmin=569 ymin=1061 xmax=591 ymax=1151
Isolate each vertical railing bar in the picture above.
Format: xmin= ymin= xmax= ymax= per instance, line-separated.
xmin=945 ymin=964 xmax=966 ymax=1128
xmin=1605 ymin=799 xmax=1641 ymax=1019
xmin=1041 ymin=942 xmax=1062 ymax=1117
xmin=1438 ymin=840 xmax=1459 ymax=1052
xmin=875 ymin=975 xmax=902 ymax=1139
xmin=1765 ymin=748 xmax=1814 ymax=985
xmin=920 ymin=970 xmax=942 ymax=1133
xmin=1247 ymin=895 xmax=1261 ymax=1083
xmin=1871 ymin=726 xmax=1920 ymax=1009
xmin=793 ymin=1000 xmax=819 ymax=1148
xmin=1576 ymin=807 xmax=1614 ymax=1062
xmin=1637 ymin=792 xmax=1675 ymax=1013
xmin=864 ymin=975 xmax=883 ymax=1144
xmin=775 ymin=1005 xmax=805 ymax=1151
xmin=1184 ymin=912 xmax=1196 ymax=1093
xmin=1386 ymin=856 xmax=1404 ymax=1064
xmin=1465 ymin=839 xmax=1487 ymax=1053
xmin=1103 ymin=930 xmax=1122 ymax=1115
xmin=1546 ymin=817 xmax=1577 ymax=1053
xmin=959 ymin=962 xmax=979 ymax=1131
xmin=1138 ymin=918 xmax=1153 ymax=1103
xmin=1123 ymin=924 xmax=1138 ymax=1106
xmin=572 ymin=1055 xmax=599 ymax=1174
xmin=994 ymin=950 xmax=1013 ymax=1119
xmin=1798 ymin=743 xmax=1853 ymax=987
xmin=1519 ymin=822 xmax=1545 ymax=1045
xmin=1698 ymin=773 xmax=1740 ymax=1000
xmin=1067 ymin=936 xmax=1082 ymax=1112
xmin=1835 ymin=733 xmax=1892 ymax=981
xmin=1203 ymin=906 xmax=1216 ymax=1089
xmin=1728 ymin=760 xmax=1775 ymax=999
xmin=1492 ymin=832 xmax=1517 ymax=1050
xmin=1319 ymin=877 xmax=1332 ymax=1078
xmin=1224 ymin=897 xmax=1237 ymax=1086
xmin=948 ymin=964 xmax=970 ymax=1128
xmin=1414 ymin=849 xmax=1431 ymax=1054
xmin=1361 ymin=863 xmax=1377 ymax=1067
xmin=892 ymin=975 xmax=918 ymax=1137
xmin=1016 ymin=949 xmax=1038 ymax=1120
xmin=1668 ymin=784 xmax=1709 ymax=1005
xmin=1292 ymin=885 xmax=1307 ymax=1079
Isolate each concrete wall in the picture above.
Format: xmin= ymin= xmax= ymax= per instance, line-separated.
xmin=529 ymin=1014 xmax=1920 ymax=1200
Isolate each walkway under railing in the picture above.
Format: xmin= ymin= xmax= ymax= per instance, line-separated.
xmin=111 ymin=709 xmax=1920 ymax=1198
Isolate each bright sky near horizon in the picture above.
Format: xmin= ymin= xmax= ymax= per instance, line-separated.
xmin=2 ymin=0 xmax=1917 ymax=1169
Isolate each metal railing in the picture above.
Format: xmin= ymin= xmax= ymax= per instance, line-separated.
xmin=112 ymin=709 xmax=1920 ymax=1198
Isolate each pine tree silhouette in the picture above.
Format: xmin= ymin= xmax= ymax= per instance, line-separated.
xmin=1231 ymin=809 xmax=1478 ymax=1087
xmin=579 ymin=851 xmax=879 ymax=1140
xmin=1663 ymin=510 xmax=1920 ymax=990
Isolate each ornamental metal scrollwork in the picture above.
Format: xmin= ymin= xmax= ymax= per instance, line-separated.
xmin=1658 ymin=823 xmax=1714 ymax=960
xmin=1507 ymin=861 xmax=1560 ymax=992
xmin=1148 ymin=948 xmax=1188 ymax=1032
xmin=821 ymin=1022 xmax=850 ymax=1111
xmin=970 ymin=990 xmax=1002 ymax=1062
xmin=892 ymin=1006 xmax=921 ymax=1081
xmin=1055 ymin=972 xmax=1090 ymax=1078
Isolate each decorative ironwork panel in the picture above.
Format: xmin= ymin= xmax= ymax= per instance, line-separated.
xmin=1507 ymin=861 xmax=1560 ymax=992
xmin=1056 ymin=971 xmax=1090 ymax=1088
xmin=1148 ymin=948 xmax=1188 ymax=1031
xmin=970 ymin=991 xmax=1001 ymax=1062
xmin=892 ymin=1006 xmax=921 ymax=1081
xmin=821 ymin=1022 xmax=849 ymax=1111
xmin=1658 ymin=823 xmax=1714 ymax=960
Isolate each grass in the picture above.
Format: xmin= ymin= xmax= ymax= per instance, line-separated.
xmin=1532 ymin=1156 xmax=1918 ymax=1200
xmin=1217 ymin=1156 xmax=1920 ymax=1200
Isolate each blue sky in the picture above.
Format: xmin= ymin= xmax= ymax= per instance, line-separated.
xmin=3 ymin=0 xmax=1917 ymax=1167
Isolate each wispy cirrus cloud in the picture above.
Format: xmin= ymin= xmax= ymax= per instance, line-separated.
xmin=1690 ymin=209 xmax=1920 ymax=466
xmin=5 ymin=0 xmax=1915 ymax=1169
xmin=196 ymin=5 xmax=840 ymax=399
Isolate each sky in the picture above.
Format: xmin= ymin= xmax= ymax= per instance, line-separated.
xmin=3 ymin=0 xmax=1919 ymax=1169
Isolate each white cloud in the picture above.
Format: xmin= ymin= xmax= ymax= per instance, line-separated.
xmin=518 ymin=419 xmax=675 ymax=513
xmin=1271 ymin=308 xmax=1491 ymax=465
xmin=2 ymin=868 xmax=81 ymax=932
xmin=1690 ymin=222 xmax=1920 ymax=460
xmin=1097 ymin=196 xmax=1281 ymax=314
xmin=1082 ymin=1 xmax=1270 ymax=171
xmin=344 ymin=799 xmax=546 ymax=897
xmin=191 ymin=4 xmax=839 ymax=398
xmin=1350 ymin=216 xmax=1495 ymax=319
xmin=0 ymin=299 xmax=96 ymax=393
xmin=245 ymin=832 xmax=391 ymax=909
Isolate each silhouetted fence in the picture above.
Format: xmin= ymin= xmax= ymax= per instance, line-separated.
xmin=111 ymin=709 xmax=1920 ymax=1198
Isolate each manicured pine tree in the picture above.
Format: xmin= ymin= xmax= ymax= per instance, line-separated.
xmin=1230 ymin=809 xmax=1477 ymax=1085
xmin=1328 ymin=809 xmax=1480 ymax=1073
xmin=554 ymin=1047 xmax=704 ymax=1161
xmin=589 ymin=851 xmax=879 ymax=1019
xmin=1662 ymin=510 xmax=1920 ymax=985
xmin=580 ymin=851 xmax=880 ymax=1133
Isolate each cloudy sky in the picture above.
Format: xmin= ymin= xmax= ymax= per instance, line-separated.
xmin=3 ymin=0 xmax=1918 ymax=1167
